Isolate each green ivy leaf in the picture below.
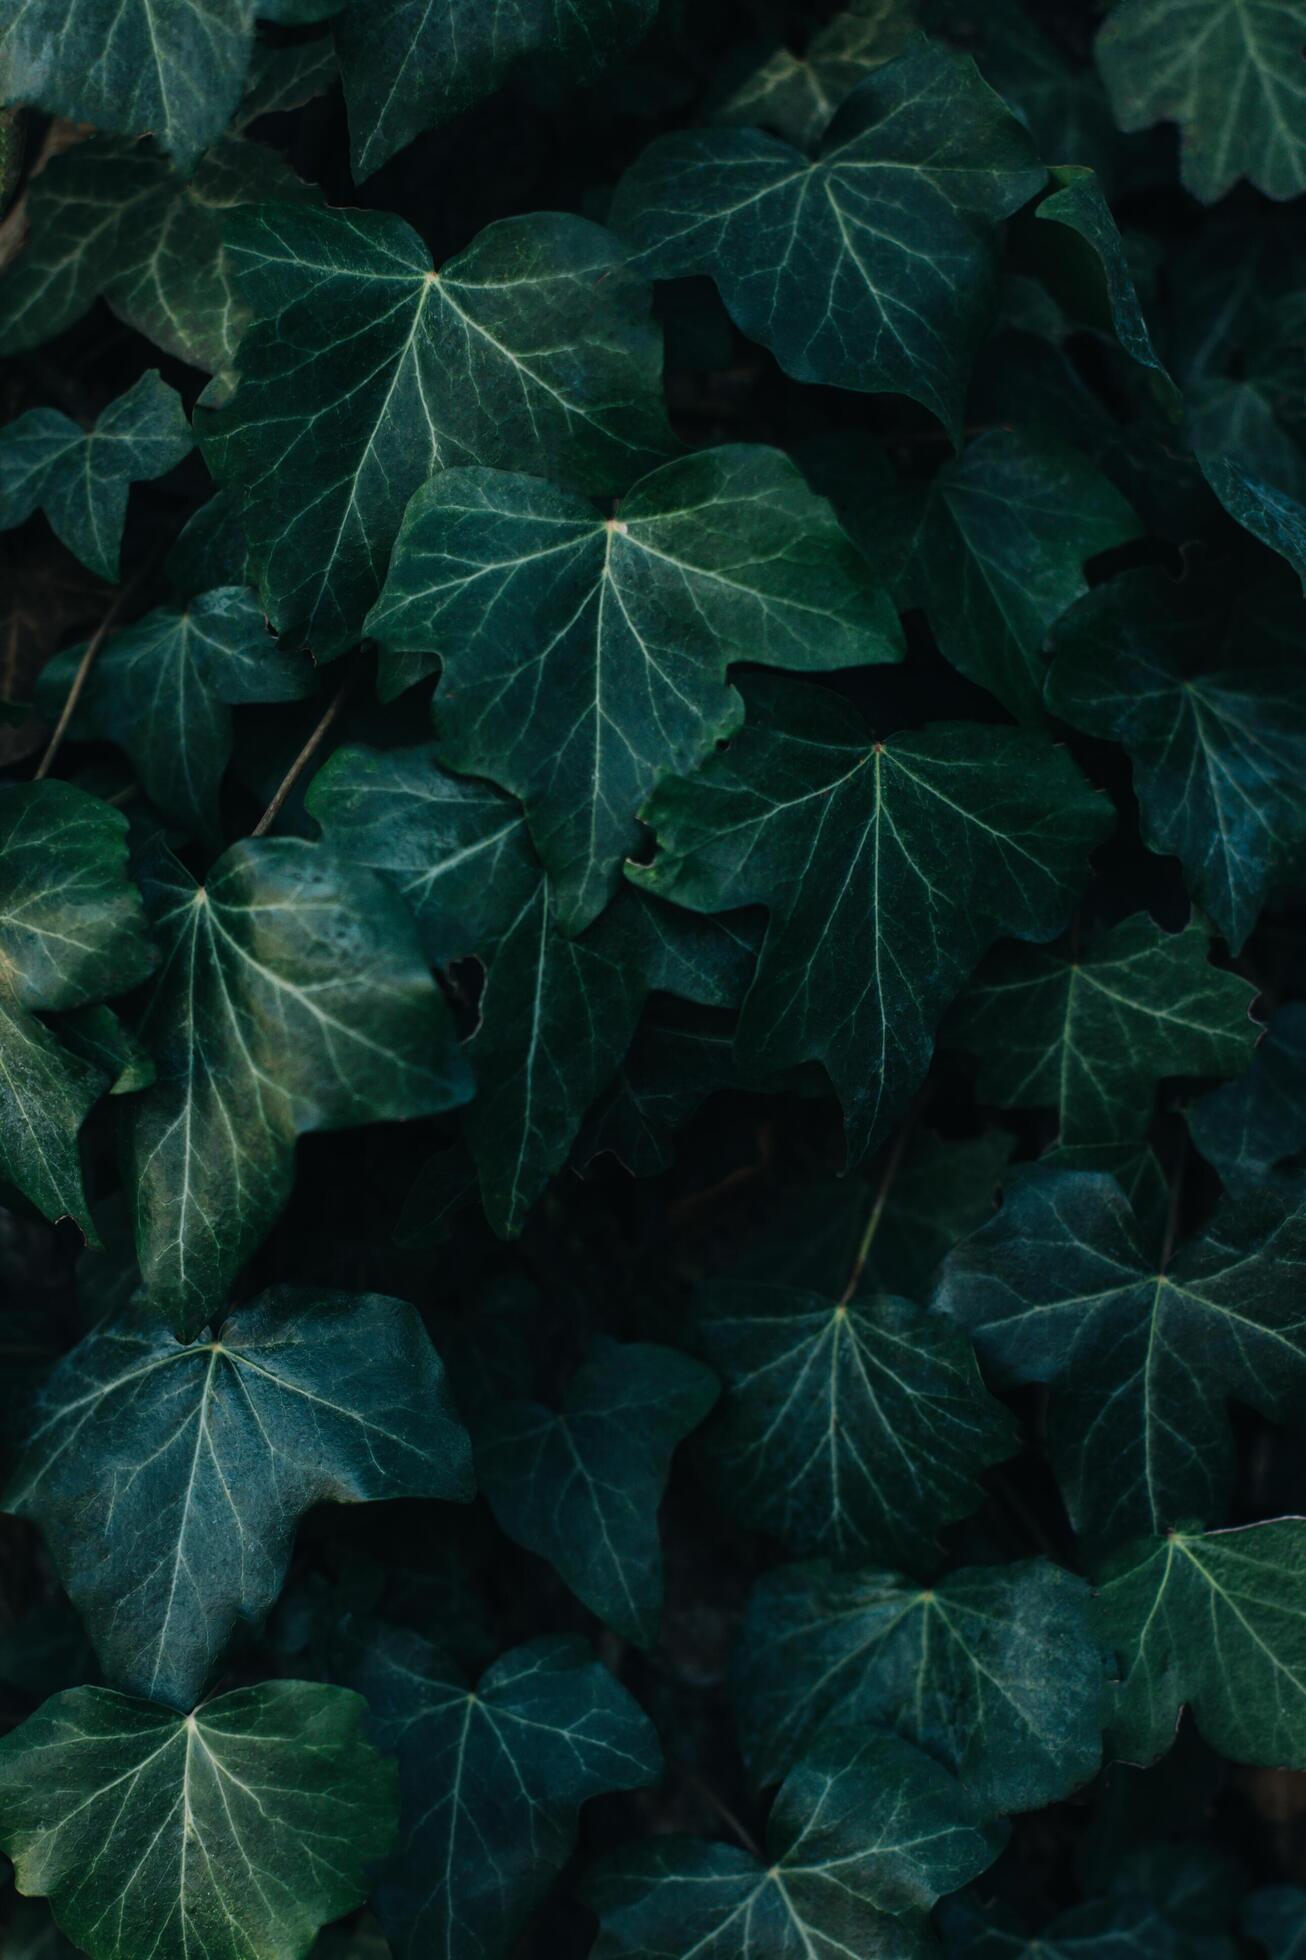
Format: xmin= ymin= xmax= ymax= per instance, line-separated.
xmin=0 ymin=782 xmax=155 ymax=1239
xmin=1095 ymin=1520 xmax=1306 ymax=1766
xmin=1188 ymin=383 xmax=1306 ymax=591
xmin=736 ymin=1556 xmax=1105 ymax=1810
xmin=611 ymin=38 xmax=1045 ymax=441
xmin=475 ymin=1336 xmax=718 ymax=1645
xmin=1188 ymin=1005 xmax=1306 ymax=1197
xmin=202 ymin=203 xmax=673 ymax=658
xmin=1047 ymin=568 xmax=1306 ymax=953
xmin=1243 ymin=1887 xmax=1306 ymax=1959
xmin=687 ymin=1276 xmax=1017 ymax=1564
xmin=350 ymin=1624 xmax=660 ymax=1960
xmin=709 ymin=0 xmax=915 ymax=150
xmin=945 ymin=914 xmax=1259 ymax=1144
xmin=934 ymin=1168 xmax=1306 ymax=1554
xmin=125 ymin=838 xmax=472 ymax=1338
xmin=847 ymin=427 xmax=1140 ymax=720
xmin=942 ymin=1894 xmax=1184 ymax=1958
xmin=55 ymin=1004 xmax=155 ymax=1097
xmin=6 ymin=1287 xmax=473 ymax=1710
xmin=366 ymin=446 xmax=901 ymax=932
xmin=632 ymin=675 xmax=1111 ymax=1159
xmin=583 ymin=1727 xmax=1004 ymax=1959
xmin=0 ymin=1681 xmax=396 ymax=1960
xmin=0 ymin=371 xmax=192 ymax=580
xmin=37 ymin=588 xmax=314 ymax=842
xmin=576 ymin=1005 xmax=746 ymax=1176
xmin=334 ymin=0 xmax=657 ymax=178
xmin=1033 ymin=167 xmax=1173 ymax=383
xmin=0 ymin=0 xmax=258 ymax=172
xmin=0 ymin=136 xmax=320 ymax=373
xmin=1094 ymin=0 xmax=1306 ymax=203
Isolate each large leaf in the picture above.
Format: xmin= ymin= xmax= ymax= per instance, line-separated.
xmin=0 ymin=0 xmax=257 ymax=172
xmin=611 ymin=38 xmax=1045 ymax=441
xmin=475 ymin=1336 xmax=717 ymax=1645
xmin=335 ymin=0 xmax=657 ymax=178
xmin=0 ymin=1682 xmax=396 ymax=1960
xmin=0 ymin=371 xmax=192 ymax=580
xmin=309 ymin=742 xmax=758 ymax=1234
xmin=1095 ymin=1520 xmax=1306 ymax=1766
xmin=736 ymin=1556 xmax=1105 ymax=1810
xmin=584 ymin=1727 xmax=1004 ymax=1959
xmin=934 ymin=1168 xmax=1306 ymax=1554
xmin=0 ymin=782 xmax=155 ymax=1239
xmin=847 ymin=428 xmax=1140 ymax=721
xmin=366 ymin=445 xmax=901 ymax=932
xmin=1188 ymin=1004 xmax=1306 ymax=1197
xmin=6 ymin=1288 xmax=473 ymax=1710
xmin=687 ymin=1277 xmax=1017 ymax=1565
xmin=0 ymin=135 xmax=319 ymax=373
xmin=632 ymin=675 xmax=1110 ymax=1159
xmin=1047 ymin=569 xmax=1306 ymax=954
xmin=350 ymin=1625 xmax=660 ymax=1960
xmin=945 ymin=915 xmax=1259 ymax=1145
xmin=125 ymin=837 xmax=472 ymax=1337
xmin=710 ymin=0 xmax=915 ymax=150
xmin=36 ymin=588 xmax=314 ymax=842
xmin=202 ymin=203 xmax=673 ymax=657
xmin=1094 ymin=0 xmax=1306 ymax=203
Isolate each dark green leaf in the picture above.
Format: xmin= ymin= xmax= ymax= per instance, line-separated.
xmin=1188 ymin=1006 xmax=1306 ymax=1197
xmin=367 ymin=446 xmax=900 ymax=931
xmin=6 ymin=1287 xmax=473 ymax=1709
xmin=55 ymin=1004 xmax=154 ymax=1096
xmin=1244 ymin=1887 xmax=1306 ymax=1958
xmin=709 ymin=0 xmax=915 ymax=149
xmin=1188 ymin=383 xmax=1306 ymax=591
xmin=633 ymin=675 xmax=1110 ymax=1159
xmin=611 ymin=39 xmax=1045 ymax=441
xmin=202 ymin=203 xmax=673 ymax=657
xmin=942 ymin=1894 xmax=1183 ymax=1958
xmin=0 ymin=1682 xmax=396 ymax=1959
xmin=1033 ymin=166 xmax=1172 ymax=381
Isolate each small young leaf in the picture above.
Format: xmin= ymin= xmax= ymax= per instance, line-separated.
xmin=709 ymin=0 xmax=915 ymax=149
xmin=0 ymin=1681 xmax=396 ymax=1960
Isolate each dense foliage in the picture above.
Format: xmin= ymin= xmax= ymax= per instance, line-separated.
xmin=0 ymin=1 xmax=1303 ymax=1955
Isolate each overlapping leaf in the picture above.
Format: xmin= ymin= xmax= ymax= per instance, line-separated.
xmin=633 ymin=675 xmax=1110 ymax=1158
xmin=710 ymin=0 xmax=915 ymax=149
xmin=125 ymin=837 xmax=472 ymax=1336
xmin=366 ymin=445 xmax=900 ymax=931
xmin=1188 ymin=1005 xmax=1306 ymax=1196
xmin=584 ymin=1727 xmax=1004 ymax=1959
xmin=611 ymin=38 xmax=1045 ymax=440
xmin=946 ymin=915 xmax=1259 ymax=1144
xmin=202 ymin=202 xmax=673 ymax=657
xmin=0 ymin=372 xmax=192 ymax=580
xmin=736 ymin=1557 xmax=1105 ymax=1809
xmin=0 ymin=1682 xmax=395 ymax=1960
xmin=1031 ymin=167 xmax=1172 ymax=383
xmin=6 ymin=1288 xmax=473 ymax=1709
xmin=934 ymin=1167 xmax=1306 ymax=1553
xmin=350 ymin=1625 xmax=660 ymax=1960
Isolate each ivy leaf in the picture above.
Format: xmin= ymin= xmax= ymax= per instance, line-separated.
xmin=736 ymin=1556 xmax=1105 ymax=1810
xmin=942 ymin=1894 xmax=1184 ymax=1958
xmin=475 ymin=1336 xmax=718 ymax=1645
xmin=687 ymin=1276 xmax=1017 ymax=1565
xmin=1188 ymin=1005 xmax=1306 ymax=1198
xmin=125 ymin=838 xmax=473 ymax=1338
xmin=366 ymin=446 xmax=901 ymax=931
xmin=611 ymin=38 xmax=1045 ymax=441
xmin=309 ymin=742 xmax=758 ymax=1234
xmin=845 ymin=428 xmax=1140 ymax=720
xmin=0 ymin=136 xmax=320 ymax=374
xmin=6 ymin=1288 xmax=473 ymax=1710
xmin=1047 ymin=568 xmax=1306 ymax=953
xmin=37 ymin=588 xmax=314 ymax=842
xmin=709 ymin=0 xmax=915 ymax=150
xmin=0 ymin=0 xmax=258 ymax=172
xmin=55 ymin=1004 xmax=154 ymax=1097
xmin=632 ymin=675 xmax=1110 ymax=1159
xmin=0 ymin=782 xmax=155 ymax=1239
xmin=933 ymin=1168 xmax=1306 ymax=1554
xmin=1243 ymin=1888 xmax=1306 ymax=1959
xmin=202 ymin=203 xmax=673 ymax=658
xmin=1188 ymin=384 xmax=1306 ymax=592
xmin=1032 ymin=167 xmax=1173 ymax=384
xmin=584 ymin=1727 xmax=1004 ymax=1960
xmin=945 ymin=915 xmax=1259 ymax=1144
xmin=1095 ymin=1520 xmax=1306 ymax=1767
xmin=335 ymin=0 xmax=658 ymax=179
xmin=349 ymin=1624 xmax=660 ymax=1960
xmin=236 ymin=37 xmax=339 ymax=125
xmin=0 ymin=371 xmax=192 ymax=580
xmin=576 ymin=1005 xmax=745 ymax=1176
xmin=1094 ymin=0 xmax=1306 ymax=203
xmin=0 ymin=1681 xmax=396 ymax=1960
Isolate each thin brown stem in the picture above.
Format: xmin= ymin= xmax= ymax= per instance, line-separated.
xmin=251 ymin=664 xmax=356 ymax=838
xmin=839 ymin=1117 xmax=913 ymax=1305
xmin=34 ymin=565 xmax=146 ymax=780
